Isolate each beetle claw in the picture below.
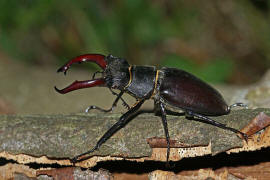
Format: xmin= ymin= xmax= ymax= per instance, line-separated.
xmin=55 ymin=79 xmax=106 ymax=94
xmin=56 ymin=54 xmax=107 ymax=76
xmin=54 ymin=86 xmax=62 ymax=93
xmin=55 ymin=54 xmax=108 ymax=94
xmin=57 ymin=66 xmax=69 ymax=74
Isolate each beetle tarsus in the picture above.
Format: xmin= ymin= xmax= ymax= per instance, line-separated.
xmin=122 ymin=102 xmax=130 ymax=110
xmin=229 ymin=103 xmax=248 ymax=110
xmin=237 ymin=131 xmax=249 ymax=143
xmin=71 ymin=146 xmax=98 ymax=163
xmin=85 ymin=105 xmax=113 ymax=113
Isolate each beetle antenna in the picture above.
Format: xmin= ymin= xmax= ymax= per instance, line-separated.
xmin=229 ymin=103 xmax=248 ymax=111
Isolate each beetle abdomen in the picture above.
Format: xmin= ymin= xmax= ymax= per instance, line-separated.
xmin=159 ymin=67 xmax=229 ymax=116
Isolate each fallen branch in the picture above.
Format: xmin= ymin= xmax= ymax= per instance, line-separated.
xmin=0 ymin=108 xmax=270 ymax=168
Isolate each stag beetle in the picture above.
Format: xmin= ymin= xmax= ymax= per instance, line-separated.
xmin=55 ymin=54 xmax=248 ymax=163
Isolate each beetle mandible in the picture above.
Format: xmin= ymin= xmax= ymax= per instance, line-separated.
xmin=55 ymin=54 xmax=248 ymax=163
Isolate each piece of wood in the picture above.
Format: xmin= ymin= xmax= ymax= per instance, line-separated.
xmin=0 ymin=163 xmax=36 ymax=180
xmin=0 ymin=108 xmax=270 ymax=168
xmin=149 ymin=162 xmax=270 ymax=180
xmin=241 ymin=111 xmax=270 ymax=136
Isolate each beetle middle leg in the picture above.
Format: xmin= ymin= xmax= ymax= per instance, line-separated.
xmin=72 ymin=99 xmax=145 ymax=163
xmin=229 ymin=103 xmax=248 ymax=110
xmin=186 ymin=111 xmax=248 ymax=141
xmin=159 ymin=103 xmax=171 ymax=164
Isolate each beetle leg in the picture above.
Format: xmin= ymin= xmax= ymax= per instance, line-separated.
xmin=186 ymin=111 xmax=248 ymax=141
xmin=109 ymin=89 xmax=130 ymax=110
xmin=85 ymin=91 xmax=125 ymax=113
xmin=85 ymin=89 xmax=130 ymax=113
xmin=159 ymin=103 xmax=171 ymax=164
xmin=229 ymin=103 xmax=248 ymax=110
xmin=72 ymin=99 xmax=145 ymax=163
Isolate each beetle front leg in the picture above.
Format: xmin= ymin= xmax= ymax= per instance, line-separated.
xmin=72 ymin=99 xmax=145 ymax=163
xmin=186 ymin=111 xmax=248 ymax=141
xmin=85 ymin=91 xmax=124 ymax=113
xmin=159 ymin=103 xmax=171 ymax=164
xmin=109 ymin=89 xmax=130 ymax=110
xmin=85 ymin=90 xmax=130 ymax=113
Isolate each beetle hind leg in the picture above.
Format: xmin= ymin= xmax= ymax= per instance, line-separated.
xmin=186 ymin=111 xmax=248 ymax=141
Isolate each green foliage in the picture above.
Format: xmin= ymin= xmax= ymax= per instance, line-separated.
xmin=0 ymin=1 xmax=199 ymax=64
xmin=0 ymin=1 xmax=270 ymax=83
xmin=161 ymin=54 xmax=234 ymax=83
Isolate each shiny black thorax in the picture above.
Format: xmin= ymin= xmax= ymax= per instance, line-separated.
xmin=125 ymin=66 xmax=156 ymax=99
xmin=103 ymin=55 xmax=157 ymax=99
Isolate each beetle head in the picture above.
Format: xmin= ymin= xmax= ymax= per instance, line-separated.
xmin=55 ymin=54 xmax=130 ymax=94
xmin=104 ymin=54 xmax=130 ymax=90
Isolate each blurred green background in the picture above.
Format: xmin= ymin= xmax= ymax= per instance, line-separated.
xmin=1 ymin=0 xmax=270 ymax=84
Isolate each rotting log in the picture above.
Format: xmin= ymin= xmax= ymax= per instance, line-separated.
xmin=0 ymin=108 xmax=270 ymax=168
